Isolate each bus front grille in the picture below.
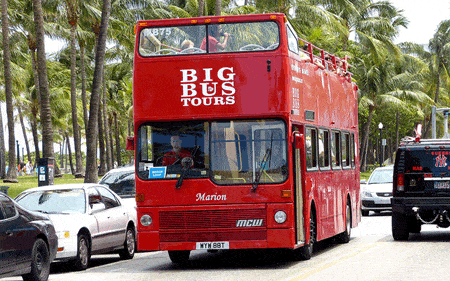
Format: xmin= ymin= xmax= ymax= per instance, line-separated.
xmin=159 ymin=209 xmax=267 ymax=230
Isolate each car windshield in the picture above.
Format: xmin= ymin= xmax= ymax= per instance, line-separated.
xmin=368 ymin=168 xmax=393 ymax=184
xmin=16 ymin=189 xmax=86 ymax=214
xmin=139 ymin=21 xmax=279 ymax=56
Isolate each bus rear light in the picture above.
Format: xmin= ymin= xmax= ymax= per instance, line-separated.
xmin=136 ymin=193 xmax=145 ymax=202
xmin=274 ymin=211 xmax=287 ymax=224
xmin=140 ymin=214 xmax=153 ymax=226
xmin=397 ymin=173 xmax=404 ymax=191
xmin=281 ymin=190 xmax=291 ymax=198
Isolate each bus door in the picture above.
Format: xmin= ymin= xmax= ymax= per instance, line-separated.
xmin=294 ymin=132 xmax=305 ymax=244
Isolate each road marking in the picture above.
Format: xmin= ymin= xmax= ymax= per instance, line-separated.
xmin=282 ymin=241 xmax=382 ymax=281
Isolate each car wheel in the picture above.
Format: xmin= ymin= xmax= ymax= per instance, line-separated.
xmin=119 ymin=227 xmax=136 ymax=260
xmin=292 ymin=208 xmax=316 ymax=261
xmin=22 ymin=238 xmax=50 ymax=281
xmin=168 ymin=250 xmax=190 ymax=264
xmin=74 ymin=234 xmax=90 ymax=270
xmin=337 ymin=202 xmax=352 ymax=243
xmin=392 ymin=211 xmax=409 ymax=241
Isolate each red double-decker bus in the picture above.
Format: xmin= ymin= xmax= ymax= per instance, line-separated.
xmin=130 ymin=13 xmax=360 ymax=263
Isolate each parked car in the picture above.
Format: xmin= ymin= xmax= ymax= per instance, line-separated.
xmin=360 ymin=165 xmax=394 ymax=216
xmin=99 ymin=165 xmax=135 ymax=199
xmin=0 ymin=192 xmax=58 ymax=281
xmin=15 ymin=183 xmax=136 ymax=271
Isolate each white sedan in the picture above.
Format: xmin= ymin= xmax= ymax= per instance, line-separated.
xmin=15 ymin=183 xmax=137 ymax=270
xmin=360 ymin=165 xmax=393 ymax=216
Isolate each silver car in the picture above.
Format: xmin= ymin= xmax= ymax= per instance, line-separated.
xmin=15 ymin=183 xmax=136 ymax=271
xmin=360 ymin=165 xmax=393 ymax=216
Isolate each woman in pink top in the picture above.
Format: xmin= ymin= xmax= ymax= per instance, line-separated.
xmin=200 ymin=25 xmax=230 ymax=52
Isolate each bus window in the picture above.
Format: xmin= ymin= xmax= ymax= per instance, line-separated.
xmin=318 ymin=129 xmax=330 ymax=169
xmin=286 ymin=24 xmax=298 ymax=53
xmin=331 ymin=130 xmax=341 ymax=169
xmin=306 ymin=127 xmax=318 ymax=170
xmin=139 ymin=21 xmax=279 ymax=56
xmin=351 ymin=133 xmax=356 ymax=168
xmin=211 ymin=120 xmax=287 ymax=185
xmin=342 ymin=132 xmax=351 ymax=168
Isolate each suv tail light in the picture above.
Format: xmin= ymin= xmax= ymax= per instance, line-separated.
xmin=397 ymin=173 xmax=404 ymax=192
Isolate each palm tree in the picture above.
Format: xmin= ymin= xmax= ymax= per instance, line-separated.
xmin=2 ymin=0 xmax=18 ymax=182
xmin=85 ymin=0 xmax=111 ymax=183
xmin=64 ymin=0 xmax=84 ymax=177
xmin=33 ymin=0 xmax=55 ymax=164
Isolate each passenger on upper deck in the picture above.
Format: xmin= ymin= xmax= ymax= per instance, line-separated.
xmin=200 ymin=25 xmax=230 ymax=52
xmin=181 ymin=39 xmax=194 ymax=50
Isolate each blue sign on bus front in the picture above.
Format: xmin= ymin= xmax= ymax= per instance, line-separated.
xmin=149 ymin=167 xmax=167 ymax=179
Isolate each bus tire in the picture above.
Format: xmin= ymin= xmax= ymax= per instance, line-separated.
xmin=336 ymin=202 xmax=351 ymax=243
xmin=392 ymin=211 xmax=409 ymax=241
xmin=168 ymin=250 xmax=190 ymax=264
xmin=292 ymin=208 xmax=316 ymax=261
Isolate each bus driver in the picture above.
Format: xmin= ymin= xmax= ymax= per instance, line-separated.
xmin=162 ymin=135 xmax=192 ymax=166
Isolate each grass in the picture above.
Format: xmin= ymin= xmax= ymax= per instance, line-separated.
xmin=3 ymin=174 xmax=94 ymax=199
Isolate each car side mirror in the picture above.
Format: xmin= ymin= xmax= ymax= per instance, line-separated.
xmin=126 ymin=136 xmax=135 ymax=151
xmin=90 ymin=202 xmax=106 ymax=214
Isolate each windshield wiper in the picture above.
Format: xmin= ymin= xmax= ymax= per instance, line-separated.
xmin=176 ymin=157 xmax=193 ymax=189
xmin=252 ymin=133 xmax=273 ymax=193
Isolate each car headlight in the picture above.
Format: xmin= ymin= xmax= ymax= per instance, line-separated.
xmin=274 ymin=211 xmax=287 ymax=224
xmin=362 ymin=191 xmax=373 ymax=198
xmin=140 ymin=214 xmax=153 ymax=226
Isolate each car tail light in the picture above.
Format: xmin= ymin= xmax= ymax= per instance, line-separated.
xmin=397 ymin=173 xmax=404 ymax=192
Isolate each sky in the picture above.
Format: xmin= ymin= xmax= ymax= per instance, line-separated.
xmin=3 ymin=0 xmax=450 ymax=155
xmin=389 ymin=0 xmax=450 ymax=45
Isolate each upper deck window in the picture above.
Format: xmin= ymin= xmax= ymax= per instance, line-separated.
xmin=139 ymin=21 xmax=279 ymax=56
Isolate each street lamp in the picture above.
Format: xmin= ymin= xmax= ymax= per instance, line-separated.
xmin=378 ymin=122 xmax=383 ymax=167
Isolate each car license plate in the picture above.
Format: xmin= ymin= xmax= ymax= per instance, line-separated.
xmin=196 ymin=242 xmax=229 ymax=250
xmin=434 ymin=181 xmax=450 ymax=189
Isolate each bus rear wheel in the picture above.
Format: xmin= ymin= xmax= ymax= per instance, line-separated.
xmin=168 ymin=250 xmax=190 ymax=264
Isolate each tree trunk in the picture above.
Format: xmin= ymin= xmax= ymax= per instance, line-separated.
xmin=359 ymin=105 xmax=375 ymax=172
xmin=215 ymin=0 xmax=221 ymax=16
xmin=198 ymin=0 xmax=204 ymax=16
xmin=80 ymin=43 xmax=89 ymax=133
xmin=33 ymin=0 xmax=54 ymax=162
xmin=85 ymin=0 xmax=111 ymax=183
xmin=0 ymin=102 xmax=5 ymax=179
xmin=98 ymin=102 xmax=106 ymax=176
xmin=114 ymin=112 xmax=122 ymax=167
xmin=69 ymin=20 xmax=84 ymax=177
xmin=65 ymin=131 xmax=75 ymax=175
xmin=103 ymin=72 xmax=112 ymax=171
xmin=2 ymin=0 xmax=17 ymax=183
xmin=29 ymin=44 xmax=41 ymax=161
xmin=18 ymin=106 xmax=32 ymax=163
xmin=109 ymin=118 xmax=115 ymax=167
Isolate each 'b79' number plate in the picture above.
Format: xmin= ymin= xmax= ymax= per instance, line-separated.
xmin=196 ymin=242 xmax=229 ymax=250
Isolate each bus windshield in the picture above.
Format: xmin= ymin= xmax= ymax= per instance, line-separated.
xmin=136 ymin=119 xmax=288 ymax=185
xmin=139 ymin=21 xmax=279 ymax=56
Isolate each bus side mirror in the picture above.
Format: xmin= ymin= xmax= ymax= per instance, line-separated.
xmin=126 ymin=136 xmax=135 ymax=151
xmin=294 ymin=133 xmax=304 ymax=149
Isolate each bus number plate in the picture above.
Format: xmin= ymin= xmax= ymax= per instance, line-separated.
xmin=196 ymin=242 xmax=229 ymax=250
xmin=434 ymin=181 xmax=450 ymax=189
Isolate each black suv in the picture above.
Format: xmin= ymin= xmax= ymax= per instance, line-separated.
xmin=392 ymin=138 xmax=450 ymax=240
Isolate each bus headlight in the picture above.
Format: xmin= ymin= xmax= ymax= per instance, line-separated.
xmin=274 ymin=211 xmax=287 ymax=224
xmin=140 ymin=214 xmax=153 ymax=226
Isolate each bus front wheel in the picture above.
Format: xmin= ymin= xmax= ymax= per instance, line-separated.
xmin=292 ymin=208 xmax=316 ymax=261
